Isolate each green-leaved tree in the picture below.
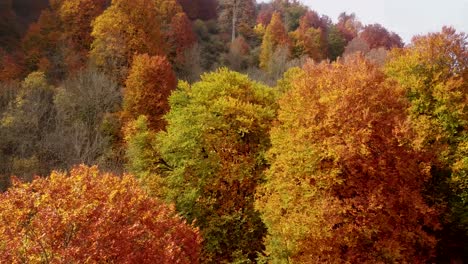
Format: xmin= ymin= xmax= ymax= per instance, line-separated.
xmin=158 ymin=68 xmax=277 ymax=263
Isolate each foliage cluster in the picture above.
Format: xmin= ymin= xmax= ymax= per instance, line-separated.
xmin=0 ymin=165 xmax=201 ymax=263
xmin=0 ymin=0 xmax=466 ymax=263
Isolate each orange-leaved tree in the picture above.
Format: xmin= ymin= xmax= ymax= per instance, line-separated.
xmin=21 ymin=9 xmax=62 ymax=77
xmin=0 ymin=50 xmax=24 ymax=81
xmin=0 ymin=165 xmax=201 ymax=263
xmin=123 ymin=54 xmax=176 ymax=132
xmin=256 ymin=55 xmax=439 ymax=263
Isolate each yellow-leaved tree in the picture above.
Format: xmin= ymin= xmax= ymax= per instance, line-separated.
xmin=157 ymin=69 xmax=277 ymax=263
xmin=259 ymin=12 xmax=290 ymax=71
xmin=90 ymin=0 xmax=182 ymax=80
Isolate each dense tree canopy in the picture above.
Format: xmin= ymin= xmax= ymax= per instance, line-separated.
xmin=0 ymin=165 xmax=201 ymax=263
xmin=257 ymin=56 xmax=439 ymax=263
xmin=177 ymin=0 xmax=217 ymax=20
xmin=386 ymin=27 xmax=468 ymax=260
xmin=158 ymin=68 xmax=277 ymax=262
xmin=0 ymin=0 xmax=21 ymax=52
xmin=168 ymin=12 xmax=197 ymax=67
xmin=54 ymin=0 xmax=110 ymax=52
xmin=0 ymin=1 xmax=465 ymax=262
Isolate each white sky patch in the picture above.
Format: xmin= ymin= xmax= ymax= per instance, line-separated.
xmin=259 ymin=0 xmax=468 ymax=44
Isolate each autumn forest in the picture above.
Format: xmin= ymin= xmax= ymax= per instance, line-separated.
xmin=0 ymin=0 xmax=467 ymax=263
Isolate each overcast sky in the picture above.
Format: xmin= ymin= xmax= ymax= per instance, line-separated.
xmin=262 ymin=0 xmax=468 ymax=44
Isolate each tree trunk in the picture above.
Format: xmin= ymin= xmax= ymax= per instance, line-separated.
xmin=231 ymin=0 xmax=238 ymax=43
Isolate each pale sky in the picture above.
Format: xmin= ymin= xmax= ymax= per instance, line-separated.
xmin=261 ymin=0 xmax=468 ymax=44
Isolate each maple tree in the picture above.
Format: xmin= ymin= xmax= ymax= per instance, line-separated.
xmin=123 ymin=54 xmax=176 ymax=132
xmin=260 ymin=11 xmax=290 ymax=70
xmin=158 ymin=68 xmax=277 ymax=262
xmin=256 ymin=55 xmax=438 ymax=263
xmin=0 ymin=165 xmax=201 ymax=263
